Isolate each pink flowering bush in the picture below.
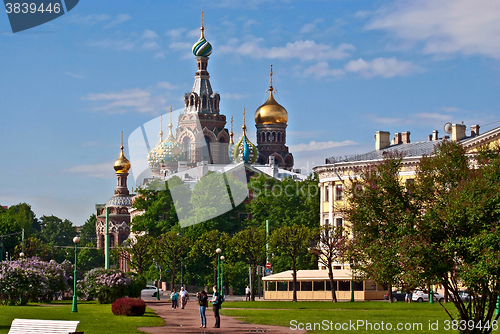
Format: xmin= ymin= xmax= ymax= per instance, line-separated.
xmin=0 ymin=258 xmax=67 ymax=305
xmin=79 ymin=268 xmax=131 ymax=304
xmin=111 ymin=297 xmax=146 ymax=316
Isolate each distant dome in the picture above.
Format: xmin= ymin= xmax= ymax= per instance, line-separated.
xmin=148 ymin=117 xmax=183 ymax=168
xmin=255 ymin=89 xmax=288 ymax=125
xmin=230 ymin=124 xmax=258 ymax=164
xmin=114 ymin=146 xmax=131 ymax=174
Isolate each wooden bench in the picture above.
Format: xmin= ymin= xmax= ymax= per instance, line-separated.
xmin=8 ymin=319 xmax=82 ymax=334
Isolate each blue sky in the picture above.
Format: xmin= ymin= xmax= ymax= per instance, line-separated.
xmin=0 ymin=0 xmax=499 ymax=225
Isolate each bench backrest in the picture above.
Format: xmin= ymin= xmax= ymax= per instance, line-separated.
xmin=9 ymin=319 xmax=80 ymax=334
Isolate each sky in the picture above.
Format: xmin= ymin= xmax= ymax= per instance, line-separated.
xmin=0 ymin=0 xmax=499 ymax=225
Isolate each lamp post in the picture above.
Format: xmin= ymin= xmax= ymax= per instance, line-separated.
xmin=350 ymin=262 xmax=355 ymax=302
xmin=220 ymin=256 xmax=225 ymax=296
xmin=19 ymin=252 xmax=24 ymax=305
xmin=72 ymin=236 xmax=80 ymax=313
xmin=216 ymin=248 xmax=222 ymax=292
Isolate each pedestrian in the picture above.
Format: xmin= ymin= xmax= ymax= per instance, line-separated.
xmin=180 ymin=286 xmax=189 ymax=309
xmin=245 ymin=286 xmax=251 ymax=301
xmin=197 ymin=289 xmax=208 ymax=328
xmin=209 ymin=285 xmax=220 ymax=328
xmin=405 ymin=290 xmax=412 ymax=303
xmin=170 ymin=288 xmax=179 ymax=309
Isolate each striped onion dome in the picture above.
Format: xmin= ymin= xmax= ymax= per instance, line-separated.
xmin=230 ymin=111 xmax=258 ymax=164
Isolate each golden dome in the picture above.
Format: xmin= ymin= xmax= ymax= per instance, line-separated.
xmin=114 ymin=145 xmax=131 ymax=174
xmin=255 ymin=89 xmax=288 ymax=125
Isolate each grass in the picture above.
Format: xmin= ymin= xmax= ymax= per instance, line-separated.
xmin=0 ymin=300 xmax=163 ymax=334
xmin=221 ymin=301 xmax=500 ymax=333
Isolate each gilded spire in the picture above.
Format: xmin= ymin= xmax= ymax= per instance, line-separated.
xmin=242 ymin=108 xmax=247 ymax=133
xmin=230 ymin=116 xmax=234 ymax=144
xmin=269 ymin=65 xmax=274 ymax=92
xmin=168 ymin=106 xmax=173 ymax=137
xmin=159 ymin=114 xmax=164 ymax=142
xmin=120 ymin=131 xmax=124 ymax=149
xmin=200 ymin=11 xmax=205 ymax=39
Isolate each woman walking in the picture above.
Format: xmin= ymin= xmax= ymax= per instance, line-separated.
xmin=170 ymin=288 xmax=179 ymax=309
xmin=210 ymin=285 xmax=221 ymax=328
xmin=197 ymin=290 xmax=208 ymax=328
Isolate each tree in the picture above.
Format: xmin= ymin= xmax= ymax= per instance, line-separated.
xmin=132 ymin=177 xmax=190 ymax=236
xmin=231 ymin=227 xmax=266 ymax=301
xmin=38 ymin=215 xmax=76 ymax=246
xmin=153 ymin=230 xmax=191 ymax=290
xmin=123 ymin=234 xmax=154 ymax=275
xmin=270 ymin=225 xmax=312 ymax=302
xmin=0 ymin=203 xmax=39 ymax=258
xmin=310 ymin=225 xmax=347 ymax=302
xmin=79 ymin=214 xmax=97 ymax=247
xmin=344 ymin=153 xmax=417 ymax=303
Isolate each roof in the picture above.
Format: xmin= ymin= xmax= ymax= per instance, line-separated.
xmin=262 ymin=269 xmax=353 ymax=281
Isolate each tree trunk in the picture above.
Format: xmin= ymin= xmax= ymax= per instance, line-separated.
xmin=292 ymin=256 xmax=297 ymax=302
xmin=170 ymin=259 xmax=176 ymax=292
xmin=250 ymin=263 xmax=257 ymax=301
xmin=327 ymin=262 xmax=337 ymax=302
xmin=388 ymin=283 xmax=393 ymax=303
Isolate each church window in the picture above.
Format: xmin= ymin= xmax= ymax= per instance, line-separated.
xmin=261 ymin=132 xmax=265 ymax=142
xmin=267 ymin=132 xmax=270 ymax=142
xmin=202 ymin=96 xmax=207 ymax=109
xmin=190 ymin=95 xmax=195 ymax=106
xmin=272 ymin=132 xmax=276 ymax=142
xmin=277 ymin=133 xmax=281 ymax=142
xmin=184 ymin=137 xmax=191 ymax=161
xmin=202 ymin=136 xmax=213 ymax=163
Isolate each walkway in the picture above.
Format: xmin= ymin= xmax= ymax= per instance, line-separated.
xmin=138 ymin=299 xmax=306 ymax=334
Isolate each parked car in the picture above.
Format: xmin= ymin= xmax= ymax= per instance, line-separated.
xmin=384 ymin=290 xmax=407 ymax=302
xmin=450 ymin=291 xmax=472 ymax=302
xmin=412 ymin=290 xmax=444 ymax=302
xmin=141 ymin=285 xmax=163 ymax=297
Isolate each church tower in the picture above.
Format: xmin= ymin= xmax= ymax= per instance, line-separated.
xmin=176 ymin=12 xmax=230 ymax=165
xmin=96 ymin=133 xmax=133 ymax=251
xmin=254 ymin=66 xmax=294 ymax=170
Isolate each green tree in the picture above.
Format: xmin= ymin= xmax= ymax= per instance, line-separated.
xmin=79 ymin=214 xmax=97 ymax=247
xmin=0 ymin=203 xmax=39 ymax=258
xmin=123 ymin=234 xmax=154 ymax=275
xmin=38 ymin=215 xmax=76 ymax=246
xmin=310 ymin=225 xmax=347 ymax=302
xmin=270 ymin=225 xmax=312 ymax=302
xmin=132 ymin=177 xmax=190 ymax=236
xmin=153 ymin=230 xmax=191 ymax=290
xmin=231 ymin=227 xmax=266 ymax=301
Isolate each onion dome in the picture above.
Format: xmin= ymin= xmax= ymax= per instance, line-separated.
xmin=192 ymin=12 xmax=212 ymax=57
xmin=114 ymin=132 xmax=131 ymax=174
xmin=148 ymin=109 xmax=184 ymax=168
xmin=255 ymin=65 xmax=288 ymax=125
xmin=230 ymin=109 xmax=258 ymax=164
xmin=147 ymin=115 xmax=164 ymax=169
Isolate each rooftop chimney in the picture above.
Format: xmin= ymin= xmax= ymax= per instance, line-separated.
xmin=428 ymin=134 xmax=432 ymax=141
xmin=432 ymin=130 xmax=439 ymax=141
xmin=452 ymin=124 xmax=466 ymax=141
xmin=394 ymin=132 xmax=402 ymax=145
xmin=471 ymin=124 xmax=480 ymax=137
xmin=375 ymin=131 xmax=391 ymax=150
xmin=401 ymin=131 xmax=411 ymax=144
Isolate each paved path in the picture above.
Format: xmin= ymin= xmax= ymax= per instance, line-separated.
xmin=138 ymin=300 xmax=306 ymax=334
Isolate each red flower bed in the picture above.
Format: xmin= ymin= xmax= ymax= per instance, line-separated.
xmin=111 ymin=297 xmax=146 ymax=316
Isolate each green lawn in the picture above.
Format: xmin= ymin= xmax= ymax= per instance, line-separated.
xmin=0 ymin=301 xmax=163 ymax=334
xmin=221 ymin=301 xmax=500 ymax=333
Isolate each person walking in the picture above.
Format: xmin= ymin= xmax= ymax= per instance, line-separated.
xmin=245 ymin=286 xmax=251 ymax=301
xmin=170 ymin=288 xmax=179 ymax=309
xmin=180 ymin=286 xmax=189 ymax=309
xmin=197 ymin=290 xmax=208 ymax=328
xmin=209 ymin=285 xmax=221 ymax=328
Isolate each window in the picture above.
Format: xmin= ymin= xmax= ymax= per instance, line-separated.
xmin=202 ymin=96 xmax=207 ymax=109
xmin=336 ymin=218 xmax=343 ymax=228
xmin=313 ymin=281 xmax=325 ymax=291
xmin=324 ymin=186 xmax=329 ymax=201
xmin=338 ymin=281 xmax=350 ymax=291
xmin=326 ymin=280 xmax=337 ymax=291
xmin=202 ymin=136 xmax=213 ymax=163
xmin=406 ymin=178 xmax=415 ymax=193
xmin=184 ymin=137 xmax=191 ymax=161
xmin=277 ymin=282 xmax=288 ymax=291
xmin=335 ymin=184 xmax=343 ymax=201
xmin=354 ymin=281 xmax=364 ymax=291
xmin=301 ymin=281 xmax=312 ymax=291
xmin=289 ymin=282 xmax=299 ymax=291
xmin=267 ymin=282 xmax=276 ymax=291
xmin=324 ymin=219 xmax=329 ymax=228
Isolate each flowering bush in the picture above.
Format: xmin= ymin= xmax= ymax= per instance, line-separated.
xmin=111 ymin=297 xmax=146 ymax=316
xmin=79 ymin=268 xmax=131 ymax=304
xmin=0 ymin=258 xmax=67 ymax=305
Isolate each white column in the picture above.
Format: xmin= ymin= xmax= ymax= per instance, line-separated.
xmin=328 ymin=181 xmax=334 ymax=228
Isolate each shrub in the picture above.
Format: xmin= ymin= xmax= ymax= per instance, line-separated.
xmin=125 ymin=273 xmax=146 ymax=298
xmin=0 ymin=258 xmax=67 ymax=305
xmin=111 ymin=297 xmax=146 ymax=316
xmin=79 ymin=268 xmax=131 ymax=304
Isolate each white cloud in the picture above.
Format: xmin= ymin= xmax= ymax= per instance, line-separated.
xmin=82 ymin=88 xmax=168 ymax=114
xmin=345 ymin=57 xmax=422 ymax=78
xmin=87 ymin=39 xmax=134 ymax=51
xmin=65 ymin=72 xmax=84 ymax=79
xmin=104 ymin=14 xmax=131 ymax=29
xmin=369 ymin=112 xmax=459 ymax=128
xmin=142 ymin=41 xmax=160 ymax=50
xmin=166 ymin=28 xmax=186 ymax=39
xmin=188 ymin=28 xmax=201 ymax=38
xmin=441 ymin=106 xmax=460 ymax=112
xmin=221 ymin=93 xmax=250 ymax=100
xmin=301 ymin=62 xmax=344 ymax=79
xmin=154 ymin=52 xmax=165 ymax=59
xmin=142 ymin=29 xmax=159 ymax=39
xmin=366 ymin=0 xmax=500 ymax=59
xmin=299 ymin=18 xmax=324 ymax=34
xmin=170 ymin=42 xmax=191 ymax=51
xmin=290 ymin=140 xmax=358 ymax=152
xmin=243 ymin=19 xmax=260 ymax=29
xmin=64 ymin=162 xmax=114 ymax=179
xmin=157 ymin=82 xmax=178 ymax=90
xmin=221 ymin=39 xmax=356 ymax=61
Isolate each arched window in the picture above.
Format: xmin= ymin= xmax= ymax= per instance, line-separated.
xmin=202 ymin=136 xmax=213 ymax=163
xmin=202 ymin=96 xmax=207 ymax=109
xmin=267 ymin=132 xmax=271 ymax=142
xmin=184 ymin=137 xmax=191 ymax=161
xmin=261 ymin=132 xmax=265 ymax=142
xmin=272 ymin=132 xmax=276 ymax=142
xmin=277 ymin=133 xmax=281 ymax=142
xmin=190 ymin=95 xmax=195 ymax=106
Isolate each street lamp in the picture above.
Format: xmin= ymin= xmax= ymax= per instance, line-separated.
xmin=72 ymin=236 xmax=80 ymax=313
xmin=216 ymin=248 xmax=222 ymax=292
xmin=220 ymin=256 xmax=225 ymax=297
xmin=19 ymin=252 xmax=24 ymax=305
xmin=154 ymin=258 xmax=160 ymax=301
